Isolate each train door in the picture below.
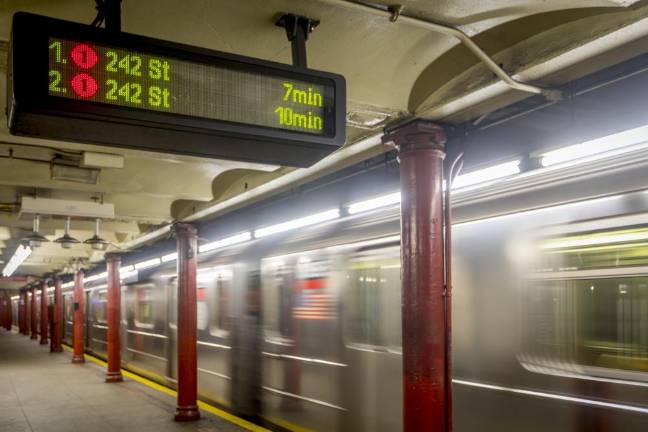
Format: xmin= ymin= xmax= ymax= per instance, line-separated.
xmin=260 ymin=250 xmax=345 ymax=431
xmin=62 ymin=293 xmax=73 ymax=344
xmin=166 ymin=277 xmax=177 ymax=382
xmin=231 ymin=266 xmax=262 ymax=418
xmin=35 ymin=295 xmax=40 ymax=336
xmin=342 ymin=244 xmax=402 ymax=432
xmin=85 ymin=291 xmax=91 ymax=348
xmin=196 ymin=265 xmax=234 ymax=407
xmin=12 ymin=298 xmax=18 ymax=328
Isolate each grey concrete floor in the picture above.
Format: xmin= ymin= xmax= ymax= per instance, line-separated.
xmin=0 ymin=329 xmax=250 ymax=432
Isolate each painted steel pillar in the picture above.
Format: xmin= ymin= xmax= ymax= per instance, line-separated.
xmin=30 ymin=286 xmax=38 ymax=340
xmin=383 ymin=119 xmax=449 ymax=432
xmin=105 ymin=253 xmax=123 ymax=382
xmin=173 ymin=223 xmax=200 ymax=422
xmin=51 ymin=277 xmax=63 ymax=352
xmin=6 ymin=292 xmax=12 ymax=331
xmin=22 ymin=290 xmax=29 ymax=336
xmin=21 ymin=290 xmax=27 ymax=334
xmin=25 ymin=290 xmax=31 ymax=336
xmin=40 ymin=281 xmax=48 ymax=345
xmin=72 ymin=270 xmax=85 ymax=363
xmin=0 ymin=293 xmax=6 ymax=330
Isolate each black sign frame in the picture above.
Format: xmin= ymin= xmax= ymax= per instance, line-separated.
xmin=7 ymin=13 xmax=346 ymax=167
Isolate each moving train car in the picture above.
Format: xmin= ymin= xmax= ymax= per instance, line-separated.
xmin=65 ymin=146 xmax=648 ymax=432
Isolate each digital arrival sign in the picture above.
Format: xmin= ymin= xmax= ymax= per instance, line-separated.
xmin=8 ymin=13 xmax=346 ymax=167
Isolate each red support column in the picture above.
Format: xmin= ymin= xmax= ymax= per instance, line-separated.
xmin=0 ymin=293 xmax=6 ymax=330
xmin=105 ymin=253 xmax=123 ymax=382
xmin=17 ymin=291 xmax=22 ymax=334
xmin=6 ymin=292 xmax=13 ymax=331
xmin=51 ymin=277 xmax=63 ymax=352
xmin=19 ymin=290 xmax=25 ymax=334
xmin=173 ymin=223 xmax=200 ymax=422
xmin=24 ymin=290 xmax=30 ymax=336
xmin=30 ymin=286 xmax=38 ymax=340
xmin=72 ymin=270 xmax=85 ymax=363
xmin=21 ymin=290 xmax=29 ymax=335
xmin=0 ymin=293 xmax=7 ymax=330
xmin=383 ymin=119 xmax=449 ymax=432
xmin=40 ymin=281 xmax=49 ymax=345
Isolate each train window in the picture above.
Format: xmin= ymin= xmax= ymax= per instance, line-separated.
xmin=538 ymin=226 xmax=648 ymax=271
xmin=134 ymin=285 xmax=154 ymax=329
xmin=94 ymin=291 xmax=108 ymax=324
xmin=262 ymin=258 xmax=296 ymax=340
xmin=64 ymin=295 xmax=73 ymax=321
xmin=210 ymin=270 xmax=232 ymax=335
xmin=345 ymin=246 xmax=401 ymax=349
xmin=523 ymin=221 xmax=648 ymax=380
xmin=524 ymin=277 xmax=648 ymax=376
xmin=294 ymin=256 xmax=335 ymax=321
xmin=197 ymin=288 xmax=208 ymax=331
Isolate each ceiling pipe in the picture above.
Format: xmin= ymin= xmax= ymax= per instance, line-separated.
xmin=317 ymin=0 xmax=561 ymax=100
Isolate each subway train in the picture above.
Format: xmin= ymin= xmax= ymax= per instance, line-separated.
xmin=39 ymin=147 xmax=648 ymax=432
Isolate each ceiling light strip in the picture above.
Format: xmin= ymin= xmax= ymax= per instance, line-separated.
xmin=255 ymin=209 xmax=340 ymax=238
xmin=1 ymin=245 xmax=32 ymax=277
xmin=199 ymin=232 xmax=252 ymax=253
xmin=541 ymin=124 xmax=648 ymax=167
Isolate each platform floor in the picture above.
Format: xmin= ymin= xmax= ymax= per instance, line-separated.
xmin=0 ymin=330 xmax=250 ymax=432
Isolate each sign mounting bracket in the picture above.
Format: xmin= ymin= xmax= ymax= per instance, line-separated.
xmin=275 ymin=13 xmax=319 ymax=69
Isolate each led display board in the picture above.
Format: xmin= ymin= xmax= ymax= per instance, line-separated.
xmin=7 ymin=13 xmax=346 ymax=167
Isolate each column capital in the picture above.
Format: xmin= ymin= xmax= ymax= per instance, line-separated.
xmin=382 ymin=118 xmax=447 ymax=152
xmin=173 ymin=222 xmax=197 ymax=238
xmin=105 ymin=252 xmax=122 ymax=263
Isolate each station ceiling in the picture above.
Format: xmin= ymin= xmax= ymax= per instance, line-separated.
xmin=1 ymin=0 xmax=648 ymax=288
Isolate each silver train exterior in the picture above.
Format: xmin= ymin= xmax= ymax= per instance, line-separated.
xmin=61 ymin=153 xmax=648 ymax=432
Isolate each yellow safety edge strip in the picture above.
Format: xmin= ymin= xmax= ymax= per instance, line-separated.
xmin=61 ymin=345 xmax=269 ymax=432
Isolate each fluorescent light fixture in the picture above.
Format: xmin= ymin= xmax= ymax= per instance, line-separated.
xmin=54 ymin=217 xmax=80 ymax=249
xmin=50 ymin=161 xmax=99 ymax=184
xmin=24 ymin=214 xmax=49 ymax=248
xmin=134 ymin=257 xmax=161 ymax=270
xmin=62 ymin=281 xmax=74 ymax=288
xmin=541 ymin=124 xmax=648 ymax=167
xmin=84 ymin=219 xmax=109 ymax=251
xmin=161 ymin=252 xmax=177 ymax=262
xmin=85 ymin=272 xmax=107 ymax=282
xmin=254 ymin=209 xmax=340 ymax=238
xmin=347 ymin=192 xmax=401 ymax=215
xmin=1 ymin=245 xmax=32 ymax=277
xmin=11 ymin=295 xmax=19 ymax=300
xmin=119 ymin=265 xmax=135 ymax=273
xmin=199 ymin=232 xmax=252 ymax=253
xmin=452 ymin=160 xmax=520 ymax=190
xmin=120 ymin=269 xmax=138 ymax=280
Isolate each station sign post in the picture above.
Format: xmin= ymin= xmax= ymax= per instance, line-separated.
xmin=8 ymin=13 xmax=346 ymax=167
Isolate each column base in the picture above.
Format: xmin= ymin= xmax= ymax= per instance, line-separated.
xmin=40 ymin=339 xmax=48 ymax=345
xmin=50 ymin=346 xmax=63 ymax=353
xmin=174 ymin=405 xmax=200 ymax=422
xmin=30 ymin=334 xmax=38 ymax=340
xmin=105 ymin=372 xmax=123 ymax=383
xmin=71 ymin=355 xmax=85 ymax=363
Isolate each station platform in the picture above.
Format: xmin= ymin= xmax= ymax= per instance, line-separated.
xmin=0 ymin=330 xmax=262 ymax=432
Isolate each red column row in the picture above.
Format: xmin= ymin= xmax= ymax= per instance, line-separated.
xmin=30 ymin=286 xmax=37 ymax=340
xmin=0 ymin=291 xmax=12 ymax=331
xmin=14 ymin=223 xmax=201 ymax=423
